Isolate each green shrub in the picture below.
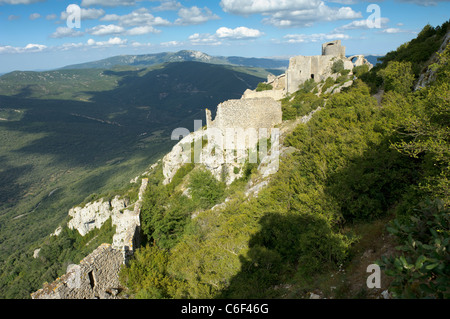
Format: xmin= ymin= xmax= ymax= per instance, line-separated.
xmin=189 ymin=169 xmax=225 ymax=209
xmin=256 ymin=82 xmax=273 ymax=92
xmin=331 ymin=60 xmax=345 ymax=74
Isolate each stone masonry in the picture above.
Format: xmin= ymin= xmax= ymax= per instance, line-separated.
xmin=31 ymin=244 xmax=123 ymax=299
xmin=32 ymin=177 xmax=149 ymax=299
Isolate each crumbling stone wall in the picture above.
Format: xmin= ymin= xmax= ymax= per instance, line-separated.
xmin=206 ymin=97 xmax=282 ymax=133
xmin=31 ymin=244 xmax=124 ymax=299
xmin=32 ymin=178 xmax=149 ymax=299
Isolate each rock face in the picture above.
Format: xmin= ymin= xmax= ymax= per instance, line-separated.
xmin=415 ymin=30 xmax=450 ymax=90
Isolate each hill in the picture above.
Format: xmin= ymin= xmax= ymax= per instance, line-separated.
xmin=60 ymin=50 xmax=289 ymax=73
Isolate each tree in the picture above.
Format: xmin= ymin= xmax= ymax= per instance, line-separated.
xmin=379 ymin=61 xmax=415 ymax=94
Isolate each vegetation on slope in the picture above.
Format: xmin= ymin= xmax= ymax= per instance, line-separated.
xmin=120 ymin=21 xmax=449 ymax=299
xmin=0 ymin=62 xmax=266 ymax=298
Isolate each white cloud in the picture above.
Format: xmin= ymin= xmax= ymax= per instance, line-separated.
xmin=175 ymin=6 xmax=220 ymax=25
xmin=100 ymin=8 xmax=170 ymax=27
xmin=220 ymin=0 xmax=321 ymax=15
xmin=60 ymin=8 xmax=105 ymax=20
xmin=283 ymin=32 xmax=350 ymax=43
xmin=86 ymin=24 xmax=125 ymax=36
xmin=0 ymin=0 xmax=44 ymax=4
xmin=396 ymin=0 xmax=450 ymax=6
xmin=8 ymin=15 xmax=20 ymax=20
xmin=87 ymin=37 xmax=128 ymax=46
xmin=46 ymin=14 xmax=57 ymax=20
xmin=381 ymin=27 xmax=413 ymax=34
xmin=160 ymin=40 xmax=183 ymax=47
xmin=29 ymin=13 xmax=41 ymax=20
xmin=126 ymin=25 xmax=160 ymax=35
xmin=0 ymin=43 xmax=47 ymax=54
xmin=152 ymin=0 xmax=182 ymax=12
xmin=216 ymin=26 xmax=263 ymax=39
xmin=263 ymin=3 xmax=362 ymax=27
xmin=81 ymin=0 xmax=137 ymax=6
xmin=51 ymin=26 xmax=84 ymax=38
xmin=189 ymin=26 xmax=263 ymax=46
xmin=220 ymin=0 xmax=361 ymax=27
xmin=334 ymin=17 xmax=389 ymax=32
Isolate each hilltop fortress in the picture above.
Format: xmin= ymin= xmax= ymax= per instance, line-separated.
xmin=163 ymin=40 xmax=372 ymax=186
xmin=33 ymin=40 xmax=372 ymax=299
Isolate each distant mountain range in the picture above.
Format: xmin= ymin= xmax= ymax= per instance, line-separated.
xmin=60 ymin=50 xmax=290 ymax=71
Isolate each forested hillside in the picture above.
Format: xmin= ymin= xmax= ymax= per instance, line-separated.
xmin=119 ymin=21 xmax=449 ymax=299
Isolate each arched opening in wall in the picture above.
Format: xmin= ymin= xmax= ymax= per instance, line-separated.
xmin=327 ymin=43 xmax=335 ymax=47
xmin=351 ymin=56 xmax=360 ymax=67
xmin=310 ymin=74 xmax=315 ymax=80
xmin=88 ymin=271 xmax=96 ymax=289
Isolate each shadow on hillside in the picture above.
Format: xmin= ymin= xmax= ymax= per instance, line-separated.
xmin=219 ymin=212 xmax=348 ymax=299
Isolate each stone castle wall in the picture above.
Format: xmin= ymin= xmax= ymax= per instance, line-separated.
xmin=32 ymin=177 xmax=149 ymax=299
xmin=31 ymin=244 xmax=124 ymax=299
xmin=208 ymin=97 xmax=282 ymax=133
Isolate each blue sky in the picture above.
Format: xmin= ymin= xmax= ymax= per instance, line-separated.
xmin=0 ymin=0 xmax=449 ymax=73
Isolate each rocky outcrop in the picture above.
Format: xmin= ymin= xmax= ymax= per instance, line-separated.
xmin=67 ymin=178 xmax=148 ymax=253
xmin=415 ymin=30 xmax=450 ymax=90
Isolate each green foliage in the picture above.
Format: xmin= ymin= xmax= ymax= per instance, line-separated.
xmin=379 ymin=61 xmax=415 ymax=94
xmin=189 ymin=169 xmax=226 ymax=209
xmin=379 ymin=21 xmax=450 ymax=77
xmin=332 ymin=60 xmax=345 ymax=74
xmin=353 ymin=64 xmax=370 ymax=78
xmin=380 ymin=200 xmax=449 ymax=298
xmin=0 ymin=218 xmax=116 ymax=298
xmin=255 ymin=82 xmax=273 ymax=92
xmin=321 ymin=77 xmax=336 ymax=93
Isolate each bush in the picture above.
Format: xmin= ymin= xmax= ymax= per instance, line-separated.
xmin=189 ymin=169 xmax=225 ymax=209
xmin=353 ymin=65 xmax=370 ymax=78
xmin=332 ymin=60 xmax=345 ymax=74
xmin=379 ymin=61 xmax=415 ymax=94
xmin=256 ymin=82 xmax=273 ymax=92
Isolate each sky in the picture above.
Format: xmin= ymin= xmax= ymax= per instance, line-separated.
xmin=0 ymin=0 xmax=449 ymax=73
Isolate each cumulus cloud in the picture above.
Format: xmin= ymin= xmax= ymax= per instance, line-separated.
xmin=86 ymin=24 xmax=125 ymax=36
xmin=283 ymin=32 xmax=350 ymax=43
xmin=51 ymin=26 xmax=84 ymax=38
xmin=81 ymin=0 xmax=137 ymax=6
xmin=220 ymin=0 xmax=361 ymax=27
xmin=100 ymin=8 xmax=170 ymax=27
xmin=0 ymin=43 xmax=47 ymax=54
xmin=29 ymin=13 xmax=41 ymax=20
xmin=175 ymin=6 xmax=220 ymax=25
xmin=87 ymin=37 xmax=128 ymax=46
xmin=334 ymin=17 xmax=389 ymax=32
xmin=126 ymin=25 xmax=160 ymax=35
xmin=151 ymin=0 xmax=183 ymax=12
xmin=216 ymin=26 xmax=263 ymax=39
xmin=0 ymin=0 xmax=44 ymax=4
xmin=396 ymin=0 xmax=450 ymax=6
xmin=189 ymin=26 xmax=263 ymax=46
xmin=220 ymin=0 xmax=320 ymax=15
xmin=60 ymin=8 xmax=105 ymax=20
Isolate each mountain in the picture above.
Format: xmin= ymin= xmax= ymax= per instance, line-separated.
xmin=60 ymin=50 xmax=289 ymax=73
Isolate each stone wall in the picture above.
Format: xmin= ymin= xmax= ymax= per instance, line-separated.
xmin=32 ymin=177 xmax=149 ymax=299
xmin=285 ymin=55 xmax=335 ymax=94
xmin=31 ymin=244 xmax=123 ymax=299
xmin=322 ymin=40 xmax=346 ymax=58
xmin=209 ymin=97 xmax=282 ymax=133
